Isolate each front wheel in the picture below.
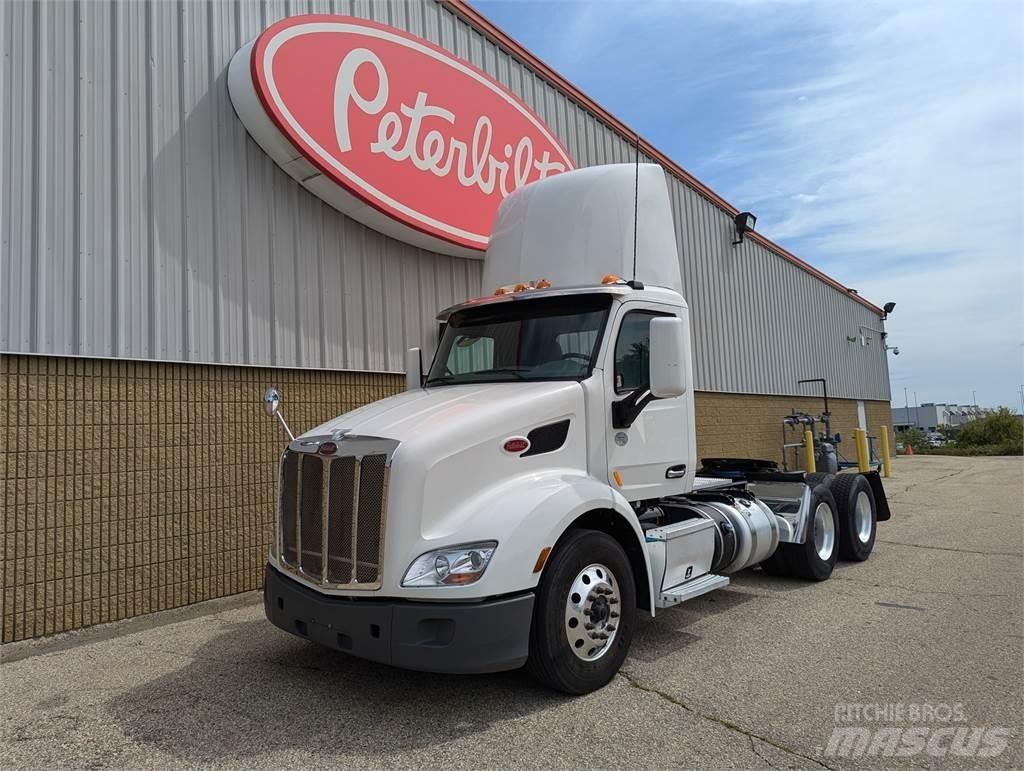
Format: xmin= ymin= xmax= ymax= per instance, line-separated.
xmin=526 ymin=529 xmax=637 ymax=694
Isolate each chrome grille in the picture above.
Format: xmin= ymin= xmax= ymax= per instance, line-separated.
xmin=355 ymin=454 xmax=387 ymax=583
xmin=277 ymin=447 xmax=390 ymax=589
xmin=298 ymin=457 xmax=323 ymax=578
xmin=280 ymin=452 xmax=299 ymax=565
xmin=326 ymin=456 xmax=356 ymax=583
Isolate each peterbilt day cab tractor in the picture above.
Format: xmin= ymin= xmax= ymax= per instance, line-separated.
xmin=261 ymin=164 xmax=892 ymax=694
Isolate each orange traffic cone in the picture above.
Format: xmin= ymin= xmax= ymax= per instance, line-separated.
xmin=906 ymin=444 xmax=914 ymax=456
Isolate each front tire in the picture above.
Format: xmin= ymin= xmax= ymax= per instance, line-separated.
xmin=526 ymin=529 xmax=637 ymax=694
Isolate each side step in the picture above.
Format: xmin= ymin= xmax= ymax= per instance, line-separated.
xmin=656 ymin=573 xmax=730 ymax=609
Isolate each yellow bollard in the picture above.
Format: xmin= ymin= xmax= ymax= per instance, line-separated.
xmin=803 ymin=429 xmax=817 ymax=473
xmin=855 ymin=428 xmax=870 ymax=473
xmin=879 ymin=425 xmax=892 ymax=478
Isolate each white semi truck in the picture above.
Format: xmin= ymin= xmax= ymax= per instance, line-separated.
xmin=261 ymin=164 xmax=892 ymax=694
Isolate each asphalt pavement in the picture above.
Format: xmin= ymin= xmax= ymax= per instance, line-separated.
xmin=2 ymin=455 xmax=1022 ymax=768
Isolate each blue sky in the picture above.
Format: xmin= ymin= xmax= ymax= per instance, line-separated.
xmin=476 ymin=0 xmax=1024 ymax=412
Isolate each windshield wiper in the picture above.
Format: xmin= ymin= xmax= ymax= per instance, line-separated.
xmin=477 ymin=367 xmax=530 ymax=379
xmin=426 ymin=367 xmax=529 ymax=385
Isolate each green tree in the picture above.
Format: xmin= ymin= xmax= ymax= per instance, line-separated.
xmin=898 ymin=426 xmax=928 ymax=451
xmin=955 ymin=408 xmax=1023 ymax=449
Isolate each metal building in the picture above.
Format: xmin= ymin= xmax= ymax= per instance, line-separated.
xmin=1 ymin=0 xmax=893 ymax=641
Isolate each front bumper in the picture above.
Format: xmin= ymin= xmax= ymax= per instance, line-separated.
xmin=263 ymin=564 xmax=534 ymax=674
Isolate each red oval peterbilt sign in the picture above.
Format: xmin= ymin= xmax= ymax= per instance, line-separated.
xmin=227 ymin=15 xmax=574 ymax=257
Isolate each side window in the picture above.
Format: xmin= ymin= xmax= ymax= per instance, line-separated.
xmin=614 ymin=312 xmax=655 ymax=393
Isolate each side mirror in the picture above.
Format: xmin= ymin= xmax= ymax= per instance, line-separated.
xmin=405 ymin=347 xmax=423 ymax=391
xmin=263 ymin=387 xmax=294 ymax=440
xmin=649 ymin=317 xmax=688 ymax=398
xmin=264 ymin=387 xmax=282 ymax=416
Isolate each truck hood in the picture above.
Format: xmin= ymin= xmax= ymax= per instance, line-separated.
xmin=304 ymin=381 xmax=583 ymax=445
xmin=300 ymin=380 xmax=594 ymax=583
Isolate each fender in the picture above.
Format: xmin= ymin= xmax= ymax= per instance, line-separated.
xmin=411 ymin=469 xmax=655 ymax=612
xmin=607 ymin=486 xmax=657 ymax=615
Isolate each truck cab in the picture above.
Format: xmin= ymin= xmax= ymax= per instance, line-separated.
xmin=262 ymin=165 xmax=889 ymax=693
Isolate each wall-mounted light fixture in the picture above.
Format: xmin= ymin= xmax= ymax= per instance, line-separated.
xmin=732 ymin=211 xmax=756 ymax=246
xmin=883 ymin=301 xmax=896 ymax=319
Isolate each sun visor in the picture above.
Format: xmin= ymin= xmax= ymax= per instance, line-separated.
xmin=483 ymin=164 xmax=681 ymax=294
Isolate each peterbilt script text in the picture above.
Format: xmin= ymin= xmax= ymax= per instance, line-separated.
xmin=334 ymin=48 xmax=568 ymax=199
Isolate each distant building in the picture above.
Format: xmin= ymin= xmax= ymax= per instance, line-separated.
xmin=892 ymin=403 xmax=994 ymax=432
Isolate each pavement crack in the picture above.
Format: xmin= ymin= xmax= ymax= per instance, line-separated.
xmin=748 ymin=735 xmax=780 ymax=769
xmin=617 ymin=669 xmax=834 ymax=769
xmin=875 ymin=539 xmax=1022 ymax=557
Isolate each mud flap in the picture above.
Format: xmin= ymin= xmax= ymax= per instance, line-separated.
xmin=862 ymin=470 xmax=892 ymax=521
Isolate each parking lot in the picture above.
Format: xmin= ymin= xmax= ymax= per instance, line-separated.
xmin=2 ymin=455 xmax=1021 ymax=768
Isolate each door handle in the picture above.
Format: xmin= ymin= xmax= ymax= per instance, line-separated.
xmin=666 ymin=464 xmax=687 ymax=479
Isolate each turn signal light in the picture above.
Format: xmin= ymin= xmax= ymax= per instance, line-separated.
xmin=494 ymin=286 xmax=509 ymax=296
xmin=533 ymin=546 xmax=552 ymax=574
xmin=535 ymin=278 xmax=551 ymax=289
xmin=601 ymin=274 xmax=622 ymax=285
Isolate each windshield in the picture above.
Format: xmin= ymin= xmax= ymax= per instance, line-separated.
xmin=426 ymin=295 xmax=612 ymax=386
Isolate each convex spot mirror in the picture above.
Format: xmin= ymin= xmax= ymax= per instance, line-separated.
xmin=264 ymin=387 xmax=282 ymax=416
xmin=649 ymin=317 xmax=688 ymax=398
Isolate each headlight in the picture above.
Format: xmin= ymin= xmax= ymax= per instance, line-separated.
xmin=402 ymin=542 xmax=498 ymax=587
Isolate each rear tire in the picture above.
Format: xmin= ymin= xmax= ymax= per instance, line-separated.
xmin=526 ymin=529 xmax=637 ymax=694
xmin=831 ymin=473 xmax=877 ymax=561
xmin=775 ymin=483 xmax=839 ymax=581
xmin=805 ymin=471 xmax=832 ymax=487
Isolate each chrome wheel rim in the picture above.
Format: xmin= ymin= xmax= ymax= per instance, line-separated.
xmin=813 ymin=502 xmax=836 ymax=560
xmin=854 ymin=490 xmax=873 ymax=543
xmin=564 ymin=563 xmax=620 ymax=661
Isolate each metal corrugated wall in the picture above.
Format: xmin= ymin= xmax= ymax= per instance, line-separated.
xmin=0 ymin=0 xmax=890 ymax=400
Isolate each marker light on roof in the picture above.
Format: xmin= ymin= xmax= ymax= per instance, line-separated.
xmin=602 ymin=274 xmax=623 ymax=285
xmin=535 ymin=279 xmax=551 ymax=289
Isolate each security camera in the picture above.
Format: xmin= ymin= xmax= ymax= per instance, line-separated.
xmin=893 ymin=347 xmax=900 ymax=355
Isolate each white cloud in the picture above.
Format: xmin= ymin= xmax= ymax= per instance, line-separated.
xmin=477 ymin=0 xmax=1024 ymax=409
xmin=705 ymin=1 xmax=1024 ymax=409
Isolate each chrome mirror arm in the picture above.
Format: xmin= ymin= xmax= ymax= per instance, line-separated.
xmin=274 ymin=411 xmax=295 ymax=442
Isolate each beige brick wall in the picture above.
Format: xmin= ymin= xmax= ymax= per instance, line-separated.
xmin=695 ymin=391 xmax=894 ymax=470
xmin=1 ymin=355 xmax=892 ymax=642
xmin=1 ymin=355 xmax=403 ymax=643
